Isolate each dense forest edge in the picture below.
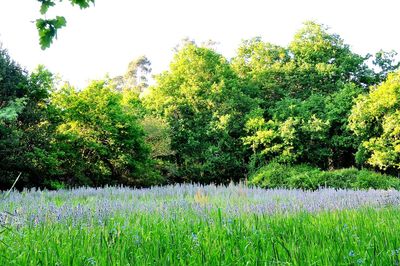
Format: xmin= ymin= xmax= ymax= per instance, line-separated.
xmin=1 ymin=21 xmax=400 ymax=190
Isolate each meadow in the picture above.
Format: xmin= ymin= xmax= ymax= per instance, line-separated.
xmin=1 ymin=184 xmax=400 ymax=265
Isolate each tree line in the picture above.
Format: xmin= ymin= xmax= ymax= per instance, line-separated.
xmin=1 ymin=21 xmax=400 ymax=189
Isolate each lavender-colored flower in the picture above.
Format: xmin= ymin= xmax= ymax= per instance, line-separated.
xmin=1 ymin=184 xmax=400 ymax=227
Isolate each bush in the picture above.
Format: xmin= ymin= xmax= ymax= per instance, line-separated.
xmin=355 ymin=169 xmax=400 ymax=190
xmin=249 ymin=163 xmax=400 ymax=190
xmin=317 ymin=168 xmax=359 ymax=189
xmin=249 ymin=162 xmax=320 ymax=189
xmin=318 ymin=168 xmax=400 ymax=190
xmin=288 ymin=170 xmax=320 ymax=190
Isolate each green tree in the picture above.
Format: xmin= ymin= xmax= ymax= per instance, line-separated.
xmin=144 ymin=43 xmax=256 ymax=183
xmin=232 ymin=22 xmax=374 ymax=103
xmin=46 ymin=80 xmax=160 ymax=186
xmin=373 ymin=50 xmax=400 ymax=83
xmin=289 ymin=21 xmax=374 ymax=90
xmin=349 ymin=71 xmax=400 ymax=171
xmin=0 ymin=45 xmax=55 ymax=188
xmin=0 ymin=47 xmax=28 ymax=188
xmin=140 ymin=116 xmax=178 ymax=181
xmin=243 ymin=97 xmax=330 ymax=169
xmin=237 ymin=22 xmax=370 ymax=170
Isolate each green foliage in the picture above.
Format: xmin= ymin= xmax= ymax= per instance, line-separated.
xmin=237 ymin=22 xmax=371 ymax=170
xmin=36 ymin=17 xmax=67 ymax=49
xmin=244 ymin=84 xmax=362 ymax=169
xmin=0 ymin=48 xmax=54 ymax=188
xmin=289 ymin=21 xmax=374 ymax=90
xmin=0 ymin=98 xmax=26 ymax=122
xmin=140 ymin=116 xmax=173 ymax=159
xmin=3 ymin=20 xmax=400 ymax=187
xmin=231 ymin=38 xmax=289 ymax=103
xmin=249 ymin=162 xmax=320 ymax=189
xmin=356 ymin=169 xmax=400 ymax=189
xmin=319 ymin=168 xmax=400 ymax=190
xmin=0 ymin=46 xmax=163 ymax=188
xmin=349 ymin=71 xmax=400 ymax=171
xmin=43 ymin=81 xmax=161 ymax=186
xmin=373 ymin=50 xmax=400 ymax=83
xmin=4 ymin=188 xmax=400 ymax=264
xmin=144 ymin=43 xmax=256 ymax=183
xmin=249 ymin=162 xmax=400 ymax=190
xmin=43 ymin=179 xmax=66 ymax=190
xmin=35 ymin=0 xmax=95 ymax=49
xmin=140 ymin=115 xmax=177 ymax=182
xmin=38 ymin=0 xmax=56 ymax=14
xmin=232 ymin=22 xmax=374 ymax=105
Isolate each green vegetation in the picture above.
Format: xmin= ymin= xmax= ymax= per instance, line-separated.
xmin=144 ymin=43 xmax=255 ymax=183
xmin=349 ymin=71 xmax=400 ymax=172
xmin=39 ymin=81 xmax=161 ymax=187
xmin=249 ymin=162 xmax=400 ymax=190
xmin=0 ymin=50 xmax=158 ymax=189
xmin=0 ymin=49 xmax=54 ymax=188
xmin=35 ymin=0 xmax=95 ymax=49
xmin=2 ymin=185 xmax=400 ymax=265
xmin=4 ymin=7 xmax=400 ymax=265
xmin=238 ymin=22 xmax=373 ymax=170
xmin=1 ymin=21 xmax=400 ymax=189
xmin=5 ymin=208 xmax=400 ymax=265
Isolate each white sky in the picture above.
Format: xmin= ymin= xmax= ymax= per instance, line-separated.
xmin=0 ymin=0 xmax=399 ymax=88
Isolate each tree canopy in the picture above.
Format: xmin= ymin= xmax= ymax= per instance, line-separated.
xmin=1 ymin=21 xmax=400 ymax=188
xmin=145 ymin=42 xmax=256 ymax=183
xmin=349 ymin=71 xmax=400 ymax=171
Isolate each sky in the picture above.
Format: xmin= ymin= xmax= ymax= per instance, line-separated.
xmin=0 ymin=0 xmax=399 ymax=88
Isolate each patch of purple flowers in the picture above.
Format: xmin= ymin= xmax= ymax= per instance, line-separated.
xmin=1 ymin=184 xmax=400 ymax=227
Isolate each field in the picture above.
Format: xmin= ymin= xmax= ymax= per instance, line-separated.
xmin=2 ymin=184 xmax=400 ymax=265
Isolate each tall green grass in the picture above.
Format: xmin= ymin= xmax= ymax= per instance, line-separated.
xmin=2 ymin=207 xmax=400 ymax=265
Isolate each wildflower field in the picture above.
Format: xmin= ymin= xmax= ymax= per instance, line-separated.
xmin=1 ymin=184 xmax=400 ymax=265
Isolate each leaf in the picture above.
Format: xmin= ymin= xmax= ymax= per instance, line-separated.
xmin=38 ymin=0 xmax=55 ymax=14
xmin=70 ymin=0 xmax=95 ymax=9
xmin=54 ymin=16 xmax=67 ymax=29
xmin=36 ymin=17 xmax=67 ymax=50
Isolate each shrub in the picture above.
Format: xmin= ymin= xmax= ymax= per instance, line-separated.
xmin=318 ymin=168 xmax=400 ymax=190
xmin=354 ymin=169 xmax=400 ymax=190
xmin=249 ymin=163 xmax=400 ymax=190
xmin=288 ymin=170 xmax=320 ymax=190
xmin=249 ymin=162 xmax=320 ymax=189
xmin=317 ymin=168 xmax=359 ymax=189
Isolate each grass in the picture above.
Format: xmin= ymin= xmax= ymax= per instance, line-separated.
xmin=1 ymin=185 xmax=400 ymax=265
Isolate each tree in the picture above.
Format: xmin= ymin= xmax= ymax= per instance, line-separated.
xmin=231 ymin=37 xmax=290 ymax=106
xmin=232 ymin=22 xmax=374 ymax=103
xmin=349 ymin=71 xmax=400 ymax=172
xmin=0 ymin=45 xmax=55 ymax=188
xmin=35 ymin=0 xmax=95 ymax=49
xmin=236 ymin=22 xmax=370 ymax=170
xmin=289 ymin=21 xmax=374 ymax=90
xmin=140 ymin=115 xmax=178 ymax=181
xmin=112 ymin=56 xmax=152 ymax=93
xmin=373 ymin=50 xmax=400 ymax=83
xmin=44 ymin=80 xmax=160 ymax=186
xmin=140 ymin=116 xmax=173 ymax=159
xmin=0 ymin=47 xmax=29 ymax=188
xmin=243 ymin=96 xmax=330 ymax=169
xmin=144 ymin=43 xmax=256 ymax=183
